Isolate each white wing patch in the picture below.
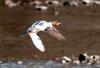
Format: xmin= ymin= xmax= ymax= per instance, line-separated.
xmin=28 ymin=33 xmax=45 ymax=52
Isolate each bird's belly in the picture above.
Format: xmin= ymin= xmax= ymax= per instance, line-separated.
xmin=32 ymin=28 xmax=40 ymax=33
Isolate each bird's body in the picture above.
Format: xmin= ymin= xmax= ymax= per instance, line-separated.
xmin=32 ymin=20 xmax=52 ymax=31
xmin=27 ymin=20 xmax=65 ymax=52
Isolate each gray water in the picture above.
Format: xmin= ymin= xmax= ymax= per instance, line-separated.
xmin=0 ymin=60 xmax=100 ymax=68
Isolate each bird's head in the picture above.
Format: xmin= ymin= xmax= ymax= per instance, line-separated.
xmin=52 ymin=21 xmax=61 ymax=26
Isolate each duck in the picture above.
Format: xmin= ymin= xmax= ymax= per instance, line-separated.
xmin=78 ymin=51 xmax=89 ymax=63
xmin=27 ymin=20 xmax=65 ymax=52
xmin=61 ymin=56 xmax=71 ymax=64
xmin=4 ymin=0 xmax=21 ymax=8
xmin=88 ymin=55 xmax=100 ymax=64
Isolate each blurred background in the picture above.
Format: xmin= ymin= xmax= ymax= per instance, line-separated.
xmin=0 ymin=0 xmax=100 ymax=61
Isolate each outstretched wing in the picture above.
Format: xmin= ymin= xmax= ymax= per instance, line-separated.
xmin=45 ymin=27 xmax=65 ymax=41
xmin=28 ymin=33 xmax=45 ymax=52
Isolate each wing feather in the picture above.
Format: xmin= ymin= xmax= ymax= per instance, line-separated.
xmin=45 ymin=27 xmax=65 ymax=41
xmin=28 ymin=33 xmax=45 ymax=52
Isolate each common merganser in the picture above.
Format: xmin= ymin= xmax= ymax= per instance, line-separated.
xmin=27 ymin=20 xmax=65 ymax=52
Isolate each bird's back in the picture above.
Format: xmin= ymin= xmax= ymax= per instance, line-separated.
xmin=33 ymin=20 xmax=51 ymax=31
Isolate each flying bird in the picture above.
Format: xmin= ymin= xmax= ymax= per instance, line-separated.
xmin=27 ymin=20 xmax=65 ymax=52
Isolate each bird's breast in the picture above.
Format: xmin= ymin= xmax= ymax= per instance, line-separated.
xmin=32 ymin=28 xmax=40 ymax=33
